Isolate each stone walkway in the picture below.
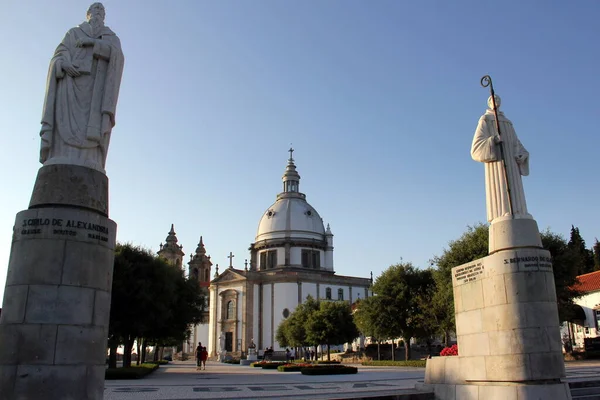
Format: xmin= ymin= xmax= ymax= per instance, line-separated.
xmin=103 ymin=360 xmax=427 ymax=400
xmin=103 ymin=360 xmax=600 ymax=400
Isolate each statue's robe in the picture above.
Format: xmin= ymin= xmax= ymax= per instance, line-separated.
xmin=471 ymin=109 xmax=531 ymax=223
xmin=40 ymin=21 xmax=124 ymax=173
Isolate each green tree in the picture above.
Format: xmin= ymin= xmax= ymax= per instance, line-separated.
xmin=353 ymin=296 xmax=396 ymax=360
xmin=276 ymin=296 xmax=319 ymax=349
xmin=568 ymin=226 xmax=594 ymax=275
xmin=306 ymin=300 xmax=359 ymax=361
xmin=108 ymin=243 xmax=205 ymax=368
xmin=370 ymin=262 xmax=436 ymax=360
xmin=430 ymin=223 xmax=488 ymax=344
xmin=540 ymin=230 xmax=582 ymax=323
xmin=594 ymin=239 xmax=600 ymax=271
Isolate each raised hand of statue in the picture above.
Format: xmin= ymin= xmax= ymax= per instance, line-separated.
xmin=515 ymin=154 xmax=526 ymax=165
xmin=62 ymin=61 xmax=80 ymax=77
xmin=75 ymin=38 xmax=95 ymax=47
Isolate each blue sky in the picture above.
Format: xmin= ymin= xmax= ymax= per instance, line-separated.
xmin=1 ymin=0 xmax=598 ymax=305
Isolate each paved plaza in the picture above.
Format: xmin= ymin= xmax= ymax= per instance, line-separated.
xmin=104 ymin=360 xmax=428 ymax=400
xmin=103 ymin=360 xmax=600 ymax=400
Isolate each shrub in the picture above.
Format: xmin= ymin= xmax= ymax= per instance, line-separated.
xmin=277 ymin=363 xmax=313 ymax=372
xmin=440 ymin=344 xmax=458 ymax=356
xmin=105 ymin=363 xmax=159 ymax=380
xmin=251 ymin=362 xmax=265 ymax=367
xmin=361 ymin=360 xmax=427 ymax=368
xmin=261 ymin=362 xmax=286 ymax=369
xmin=315 ymin=360 xmax=340 ymax=364
xmin=301 ymin=365 xmax=358 ymax=375
xmin=223 ymin=359 xmax=240 ymax=364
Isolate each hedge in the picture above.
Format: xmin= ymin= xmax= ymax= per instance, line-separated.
xmin=301 ymin=366 xmax=358 ymax=375
xmin=105 ymin=363 xmax=159 ymax=380
xmin=223 ymin=359 xmax=241 ymax=364
xmin=361 ymin=360 xmax=427 ymax=368
xmin=261 ymin=362 xmax=286 ymax=369
xmin=315 ymin=360 xmax=340 ymax=364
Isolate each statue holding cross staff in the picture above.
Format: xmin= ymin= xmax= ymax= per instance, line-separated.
xmin=471 ymin=76 xmax=532 ymax=224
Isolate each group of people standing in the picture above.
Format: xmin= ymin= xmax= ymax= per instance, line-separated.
xmin=285 ymin=348 xmax=296 ymax=362
xmin=285 ymin=348 xmax=316 ymax=362
xmin=195 ymin=342 xmax=208 ymax=370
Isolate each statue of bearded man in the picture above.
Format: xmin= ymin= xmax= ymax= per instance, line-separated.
xmin=40 ymin=2 xmax=124 ymax=173
xmin=471 ymin=95 xmax=532 ymax=223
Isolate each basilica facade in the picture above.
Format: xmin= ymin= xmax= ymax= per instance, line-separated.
xmin=158 ymin=151 xmax=372 ymax=357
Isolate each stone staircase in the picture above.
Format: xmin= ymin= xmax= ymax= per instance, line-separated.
xmin=571 ymin=381 xmax=600 ymax=399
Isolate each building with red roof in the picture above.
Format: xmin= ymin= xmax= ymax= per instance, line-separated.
xmin=564 ymin=271 xmax=600 ymax=351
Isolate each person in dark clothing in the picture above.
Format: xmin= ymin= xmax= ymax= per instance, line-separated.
xmin=195 ymin=342 xmax=202 ymax=368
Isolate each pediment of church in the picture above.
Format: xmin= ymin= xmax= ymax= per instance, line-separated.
xmin=212 ymin=268 xmax=246 ymax=283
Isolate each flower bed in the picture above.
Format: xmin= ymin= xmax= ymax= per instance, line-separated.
xmin=301 ymin=365 xmax=358 ymax=375
xmin=277 ymin=363 xmax=313 ymax=372
xmin=261 ymin=362 xmax=286 ymax=369
xmin=440 ymin=344 xmax=458 ymax=356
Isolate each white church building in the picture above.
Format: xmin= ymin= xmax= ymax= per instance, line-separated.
xmin=159 ymin=150 xmax=372 ymax=357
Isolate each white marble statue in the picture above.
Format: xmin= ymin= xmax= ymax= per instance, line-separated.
xmin=471 ymin=95 xmax=532 ymax=223
xmin=219 ymin=332 xmax=225 ymax=351
xmin=40 ymin=3 xmax=124 ymax=173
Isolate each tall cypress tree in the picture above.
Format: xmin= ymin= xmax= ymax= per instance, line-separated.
xmin=567 ymin=226 xmax=594 ymax=275
xmin=593 ymin=239 xmax=600 ymax=271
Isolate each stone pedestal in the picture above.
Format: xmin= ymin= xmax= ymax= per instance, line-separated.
xmin=247 ymin=347 xmax=258 ymax=362
xmin=489 ymin=218 xmax=542 ymax=254
xmin=423 ymin=246 xmax=571 ymax=399
xmin=0 ymin=165 xmax=116 ymax=400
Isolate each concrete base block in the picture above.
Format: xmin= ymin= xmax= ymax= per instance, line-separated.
xmin=450 ymin=248 xmax=564 ymax=382
xmin=420 ymin=381 xmax=572 ymax=400
xmin=489 ymin=218 xmax=542 ymax=254
xmin=0 ymin=204 xmax=116 ymax=400
xmin=29 ymin=164 xmax=109 ymax=216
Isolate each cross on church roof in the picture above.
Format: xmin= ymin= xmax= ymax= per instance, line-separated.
xmin=227 ymin=252 xmax=235 ymax=268
xmin=288 ymin=147 xmax=294 ymax=162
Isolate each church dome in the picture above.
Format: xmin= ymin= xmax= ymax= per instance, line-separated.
xmin=256 ymin=150 xmax=326 ymax=242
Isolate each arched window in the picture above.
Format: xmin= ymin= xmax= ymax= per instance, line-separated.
xmin=338 ymin=288 xmax=344 ymax=301
xmin=325 ymin=287 xmax=332 ymax=300
xmin=192 ymin=268 xmax=199 ymax=280
xmin=226 ymin=300 xmax=235 ymax=319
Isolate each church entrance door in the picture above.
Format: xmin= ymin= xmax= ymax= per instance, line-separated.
xmin=225 ymin=332 xmax=233 ymax=351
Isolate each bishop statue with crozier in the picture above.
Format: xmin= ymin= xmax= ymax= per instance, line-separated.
xmin=40 ymin=2 xmax=124 ymax=173
xmin=471 ymin=95 xmax=532 ymax=223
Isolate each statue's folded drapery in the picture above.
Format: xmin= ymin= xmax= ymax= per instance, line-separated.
xmin=471 ymin=106 xmax=531 ymax=223
xmin=40 ymin=19 xmax=124 ymax=173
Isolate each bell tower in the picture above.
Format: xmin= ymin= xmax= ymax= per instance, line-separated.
xmin=157 ymin=224 xmax=185 ymax=269
xmin=188 ymin=236 xmax=212 ymax=287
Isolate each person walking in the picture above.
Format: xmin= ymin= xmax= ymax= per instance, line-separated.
xmin=200 ymin=346 xmax=208 ymax=370
xmin=195 ymin=342 xmax=202 ymax=369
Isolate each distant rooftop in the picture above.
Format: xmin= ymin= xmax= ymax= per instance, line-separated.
xmin=574 ymin=270 xmax=600 ymax=293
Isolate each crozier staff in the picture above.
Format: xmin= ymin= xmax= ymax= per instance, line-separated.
xmin=471 ymin=76 xmax=532 ymax=223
